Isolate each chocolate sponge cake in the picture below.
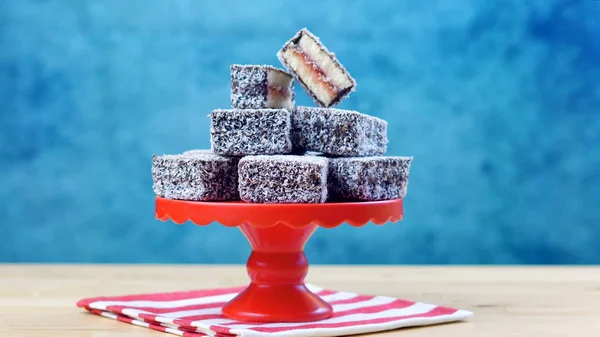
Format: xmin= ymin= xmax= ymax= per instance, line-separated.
xmin=328 ymin=156 xmax=413 ymax=201
xmin=278 ymin=28 xmax=356 ymax=107
xmin=292 ymin=106 xmax=388 ymax=156
xmin=238 ymin=155 xmax=328 ymax=203
xmin=209 ymin=108 xmax=293 ymax=156
xmin=152 ymin=152 xmax=240 ymax=201
xmin=230 ymin=64 xmax=295 ymax=111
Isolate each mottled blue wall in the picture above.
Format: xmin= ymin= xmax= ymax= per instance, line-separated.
xmin=1 ymin=0 xmax=599 ymax=264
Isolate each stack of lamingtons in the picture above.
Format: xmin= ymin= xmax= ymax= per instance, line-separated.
xmin=152 ymin=28 xmax=413 ymax=204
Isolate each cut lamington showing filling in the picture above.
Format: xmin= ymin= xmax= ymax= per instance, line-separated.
xmin=230 ymin=65 xmax=295 ymax=111
xmin=278 ymin=28 xmax=356 ymax=108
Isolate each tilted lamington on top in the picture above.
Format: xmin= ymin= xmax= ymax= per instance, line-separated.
xmin=278 ymin=28 xmax=356 ymax=108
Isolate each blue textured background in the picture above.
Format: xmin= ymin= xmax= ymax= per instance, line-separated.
xmin=1 ymin=0 xmax=599 ymax=264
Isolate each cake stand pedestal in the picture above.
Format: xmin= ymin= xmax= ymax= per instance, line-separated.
xmin=155 ymin=197 xmax=403 ymax=323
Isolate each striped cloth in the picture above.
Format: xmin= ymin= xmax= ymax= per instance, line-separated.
xmin=77 ymin=284 xmax=472 ymax=337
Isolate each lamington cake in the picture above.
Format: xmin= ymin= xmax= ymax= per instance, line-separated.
xmin=278 ymin=28 xmax=356 ymax=107
xmin=292 ymin=106 xmax=388 ymax=156
xmin=152 ymin=152 xmax=240 ymax=201
xmin=209 ymin=108 xmax=293 ymax=156
xmin=328 ymin=156 xmax=413 ymax=201
xmin=152 ymin=27 xmax=414 ymax=205
xmin=230 ymin=64 xmax=295 ymax=111
xmin=238 ymin=155 xmax=328 ymax=203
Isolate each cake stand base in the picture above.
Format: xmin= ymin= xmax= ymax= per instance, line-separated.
xmin=155 ymin=197 xmax=404 ymax=322
xmin=221 ymin=223 xmax=333 ymax=322
xmin=222 ymin=283 xmax=331 ymax=322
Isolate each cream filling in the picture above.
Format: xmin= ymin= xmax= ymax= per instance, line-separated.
xmin=266 ymin=69 xmax=294 ymax=111
xmin=282 ymin=48 xmax=336 ymax=106
xmin=297 ymin=34 xmax=353 ymax=91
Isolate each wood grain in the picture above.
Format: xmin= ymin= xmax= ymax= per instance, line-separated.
xmin=1 ymin=265 xmax=599 ymax=336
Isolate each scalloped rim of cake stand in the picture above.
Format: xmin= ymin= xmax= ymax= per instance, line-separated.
xmin=155 ymin=197 xmax=403 ymax=229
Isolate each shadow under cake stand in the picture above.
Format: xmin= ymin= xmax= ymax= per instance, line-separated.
xmin=155 ymin=197 xmax=403 ymax=323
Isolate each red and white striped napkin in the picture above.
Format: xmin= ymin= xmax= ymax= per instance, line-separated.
xmin=77 ymin=284 xmax=472 ymax=337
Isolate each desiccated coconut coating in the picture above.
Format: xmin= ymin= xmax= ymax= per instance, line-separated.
xmin=328 ymin=156 xmax=413 ymax=201
xmin=209 ymin=108 xmax=293 ymax=156
xmin=292 ymin=106 xmax=388 ymax=156
xmin=278 ymin=28 xmax=356 ymax=107
xmin=230 ymin=64 xmax=295 ymax=111
xmin=182 ymin=149 xmax=216 ymax=156
xmin=238 ymin=155 xmax=328 ymax=203
xmin=152 ymin=152 xmax=240 ymax=201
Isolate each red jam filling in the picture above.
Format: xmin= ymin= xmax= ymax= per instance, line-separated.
xmin=288 ymin=47 xmax=338 ymax=99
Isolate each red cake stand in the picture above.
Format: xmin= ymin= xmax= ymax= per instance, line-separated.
xmin=155 ymin=197 xmax=403 ymax=323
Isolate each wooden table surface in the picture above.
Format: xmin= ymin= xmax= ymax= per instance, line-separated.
xmin=1 ymin=265 xmax=599 ymax=336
